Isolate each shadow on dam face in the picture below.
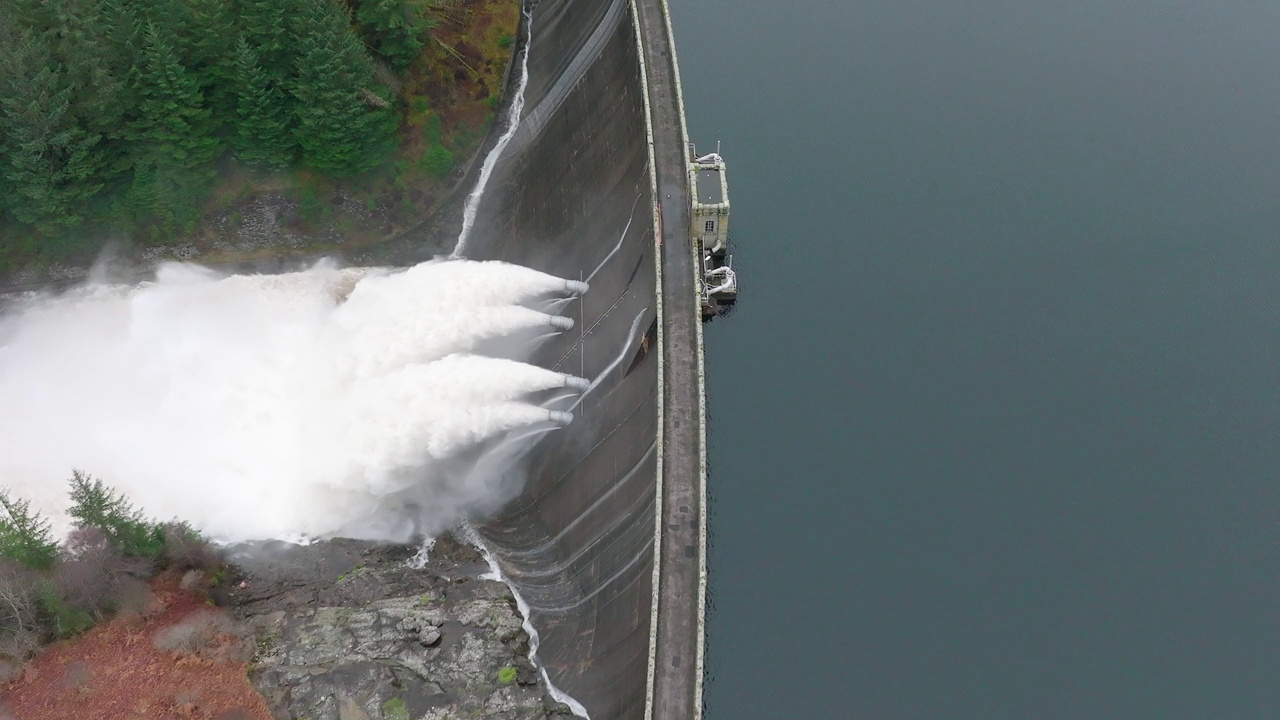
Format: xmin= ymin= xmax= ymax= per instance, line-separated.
xmin=445 ymin=1 xmax=660 ymax=718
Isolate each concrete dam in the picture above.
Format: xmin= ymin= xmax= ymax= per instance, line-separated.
xmin=451 ymin=0 xmax=708 ymax=717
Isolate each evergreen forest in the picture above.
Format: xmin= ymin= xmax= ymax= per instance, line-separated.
xmin=0 ymin=0 xmax=508 ymax=270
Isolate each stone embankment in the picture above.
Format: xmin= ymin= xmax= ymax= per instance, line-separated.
xmin=222 ymin=535 xmax=576 ymax=720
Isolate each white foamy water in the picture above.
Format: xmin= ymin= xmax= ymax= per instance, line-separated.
xmin=0 ymin=258 xmax=585 ymax=543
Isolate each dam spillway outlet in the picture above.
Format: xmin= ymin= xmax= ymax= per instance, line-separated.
xmin=561 ymin=279 xmax=591 ymax=296
xmin=560 ymin=374 xmax=592 ymax=392
xmin=546 ymin=315 xmax=575 ymax=331
xmin=547 ymin=410 xmax=575 ymax=426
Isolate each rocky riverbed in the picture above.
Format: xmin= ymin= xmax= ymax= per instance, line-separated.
xmin=218 ymin=535 xmax=576 ymax=720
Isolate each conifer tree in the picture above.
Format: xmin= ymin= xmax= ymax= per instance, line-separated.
xmin=44 ymin=0 xmax=132 ymax=192
xmin=0 ymin=14 xmax=21 ymax=226
xmin=290 ymin=0 xmax=397 ymax=176
xmin=232 ymin=0 xmax=299 ymax=152
xmin=100 ymin=0 xmax=145 ymax=120
xmin=185 ymin=0 xmax=239 ymax=130
xmin=6 ymin=0 xmax=53 ymax=36
xmin=230 ymin=39 xmax=296 ymax=168
xmin=124 ymin=23 xmax=221 ymax=235
xmin=235 ymin=0 xmax=293 ymax=75
xmin=422 ymin=143 xmax=452 ymax=178
xmin=0 ymin=490 xmax=58 ymax=571
xmin=45 ymin=0 xmax=122 ymax=125
xmin=139 ymin=0 xmax=197 ymax=54
xmin=0 ymin=35 xmax=105 ymax=235
xmin=0 ymin=122 xmax=11 ymax=226
xmin=126 ymin=163 xmax=214 ymax=240
xmin=357 ymin=0 xmax=424 ymax=71
xmin=131 ymin=22 xmax=221 ymax=169
xmin=67 ymin=471 xmax=165 ymax=559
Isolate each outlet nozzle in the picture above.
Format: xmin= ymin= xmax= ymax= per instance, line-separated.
xmin=547 ymin=315 xmax=574 ymax=331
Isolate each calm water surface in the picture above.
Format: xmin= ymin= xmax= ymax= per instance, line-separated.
xmin=670 ymin=1 xmax=1280 ymax=718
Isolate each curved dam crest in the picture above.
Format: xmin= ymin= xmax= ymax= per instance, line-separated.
xmin=448 ymin=0 xmax=706 ymax=717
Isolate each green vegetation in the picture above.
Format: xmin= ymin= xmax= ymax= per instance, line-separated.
xmin=381 ymin=696 xmax=410 ymax=720
xmin=40 ymin=582 xmax=95 ymax=638
xmin=0 ymin=492 xmax=59 ymax=571
xmin=209 ymin=564 xmax=228 ymax=586
xmin=357 ymin=0 xmax=426 ymax=71
xmin=497 ymin=666 xmax=518 ymax=684
xmin=297 ymin=181 xmax=331 ymax=226
xmin=0 ymin=473 xmax=224 ymax=658
xmin=230 ymin=39 xmax=296 ymax=169
xmin=291 ymin=0 xmax=397 ymax=176
xmin=0 ymin=0 xmax=520 ymax=272
xmin=69 ymin=471 xmax=167 ymax=558
xmin=421 ymin=144 xmax=454 ymax=178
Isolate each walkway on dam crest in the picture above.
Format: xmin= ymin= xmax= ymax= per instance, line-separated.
xmin=635 ymin=0 xmax=705 ymax=718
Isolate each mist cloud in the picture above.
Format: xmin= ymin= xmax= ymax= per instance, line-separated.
xmin=0 ymin=258 xmax=585 ymax=543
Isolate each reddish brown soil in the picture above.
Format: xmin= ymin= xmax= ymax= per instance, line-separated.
xmin=0 ymin=573 xmax=272 ymax=720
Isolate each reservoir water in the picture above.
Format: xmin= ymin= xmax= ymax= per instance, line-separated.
xmin=670 ymin=1 xmax=1280 ymax=718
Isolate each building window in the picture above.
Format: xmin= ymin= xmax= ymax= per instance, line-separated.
xmin=704 ymin=220 xmax=715 ymax=233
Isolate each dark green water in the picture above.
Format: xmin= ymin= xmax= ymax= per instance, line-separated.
xmin=670 ymin=1 xmax=1280 ymax=718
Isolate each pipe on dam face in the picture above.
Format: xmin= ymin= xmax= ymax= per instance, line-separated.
xmin=560 ymin=375 xmax=591 ymax=392
xmin=545 ymin=315 xmax=575 ymax=331
xmin=437 ymin=0 xmax=672 ymax=718
xmin=546 ymin=410 xmax=576 ymax=426
xmin=561 ymin=279 xmax=590 ymax=296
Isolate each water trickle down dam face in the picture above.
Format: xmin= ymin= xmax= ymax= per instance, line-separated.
xmin=451 ymin=1 xmax=661 ymax=717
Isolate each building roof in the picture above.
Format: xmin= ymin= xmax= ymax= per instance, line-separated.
xmin=695 ymin=168 xmax=723 ymax=205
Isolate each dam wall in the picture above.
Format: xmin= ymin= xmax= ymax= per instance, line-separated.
xmin=454 ymin=0 xmax=709 ymax=716
xmin=460 ymin=1 xmax=667 ymax=718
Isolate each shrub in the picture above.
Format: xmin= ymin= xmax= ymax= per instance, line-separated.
xmin=423 ymin=113 xmax=442 ymax=145
xmin=0 ymin=630 xmax=37 ymax=666
xmin=381 ymin=697 xmax=409 ymax=720
xmin=392 ymin=158 xmax=411 ymax=188
xmin=153 ymin=613 xmax=219 ymax=655
xmin=67 ymin=472 xmax=165 ymax=558
xmin=208 ymin=565 xmax=228 ymax=587
xmin=153 ymin=611 xmax=245 ymax=659
xmin=298 ymin=184 xmax=330 ymax=225
xmin=174 ymin=688 xmax=203 ymax=713
xmin=61 ymin=659 xmax=91 ymax=692
xmin=38 ymin=582 xmax=94 ymax=639
xmin=0 ymin=654 xmax=27 ymax=683
xmin=498 ymin=34 xmax=513 ymax=49
xmin=0 ymin=561 xmax=41 ymax=656
xmin=53 ymin=527 xmax=146 ymax=622
xmin=497 ymin=665 xmax=517 ymax=684
xmin=160 ymin=522 xmax=222 ymax=571
xmin=111 ymin=577 xmax=154 ymax=620
xmin=421 ymin=144 xmax=453 ymax=178
xmin=0 ymin=491 xmax=58 ymax=571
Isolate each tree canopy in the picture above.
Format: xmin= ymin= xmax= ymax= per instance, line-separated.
xmin=0 ymin=0 xmax=426 ymax=244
